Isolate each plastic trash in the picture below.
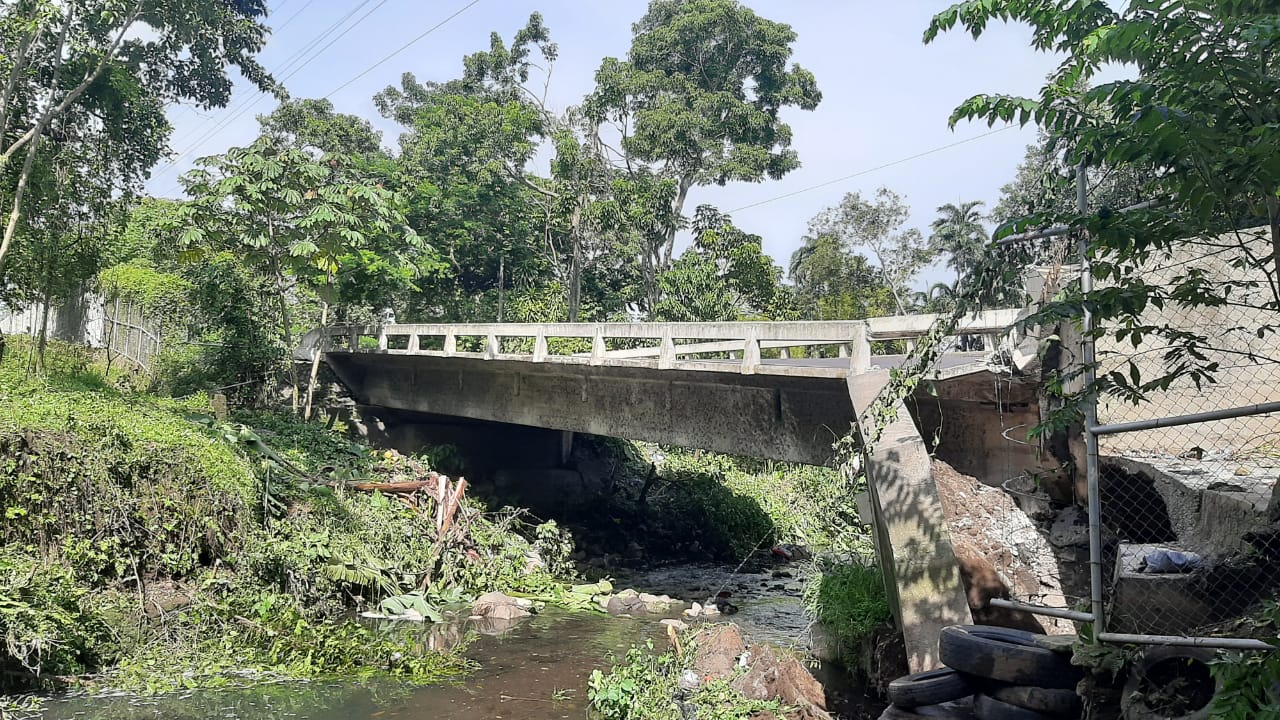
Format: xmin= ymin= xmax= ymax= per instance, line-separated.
xmin=1140 ymin=549 xmax=1202 ymax=573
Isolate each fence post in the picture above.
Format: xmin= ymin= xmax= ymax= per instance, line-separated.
xmin=533 ymin=331 xmax=548 ymax=362
xmin=485 ymin=331 xmax=499 ymax=359
xmin=444 ymin=330 xmax=457 ymax=356
xmin=1077 ymin=160 xmax=1105 ymax=641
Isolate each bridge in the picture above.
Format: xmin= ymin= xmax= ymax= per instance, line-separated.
xmin=297 ymin=309 xmax=1027 ymax=671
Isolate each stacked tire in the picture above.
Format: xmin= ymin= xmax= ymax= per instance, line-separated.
xmin=880 ymin=626 xmax=1084 ymax=720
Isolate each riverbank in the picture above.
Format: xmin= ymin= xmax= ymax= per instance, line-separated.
xmin=0 ymin=337 xmax=578 ymax=694
xmin=1 ymin=336 xmax=896 ymax=719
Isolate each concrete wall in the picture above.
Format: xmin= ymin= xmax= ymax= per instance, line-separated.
xmin=0 ymin=286 xmax=104 ymax=346
xmin=326 ymin=352 xmax=861 ymax=467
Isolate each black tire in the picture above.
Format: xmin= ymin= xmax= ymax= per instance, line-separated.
xmin=975 ymin=693 xmax=1055 ymax=720
xmin=986 ymin=684 xmax=1081 ymax=718
xmin=881 ymin=703 xmax=975 ymax=719
xmin=939 ymin=625 xmax=1083 ymax=690
xmin=1121 ymin=646 xmax=1220 ymax=720
xmin=889 ymin=668 xmax=978 ymax=708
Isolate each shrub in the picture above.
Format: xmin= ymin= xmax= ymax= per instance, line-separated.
xmin=802 ymin=558 xmax=892 ymax=659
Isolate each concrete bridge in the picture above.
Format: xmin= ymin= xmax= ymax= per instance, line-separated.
xmin=298 ymin=310 xmax=1024 ymax=670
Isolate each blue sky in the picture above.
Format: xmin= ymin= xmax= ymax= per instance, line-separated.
xmin=146 ymin=1 xmax=1066 ymax=288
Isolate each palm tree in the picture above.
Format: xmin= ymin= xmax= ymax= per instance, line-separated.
xmin=930 ymin=201 xmax=987 ymax=281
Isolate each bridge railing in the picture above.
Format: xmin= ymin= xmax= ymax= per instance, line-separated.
xmin=300 ymin=309 xmax=1020 ymax=376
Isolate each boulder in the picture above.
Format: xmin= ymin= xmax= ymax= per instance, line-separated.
xmin=731 ymin=645 xmax=827 ymax=712
xmin=692 ymin=624 xmax=746 ymax=680
xmin=471 ymin=591 xmax=532 ymax=620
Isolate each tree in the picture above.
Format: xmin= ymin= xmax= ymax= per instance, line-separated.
xmin=788 ymin=233 xmax=895 ymax=321
xmin=654 ymin=205 xmax=783 ymax=321
xmin=808 ymin=188 xmax=935 ymax=315
xmin=587 ymin=0 xmax=821 ymax=278
xmin=929 ymin=201 xmax=987 ymax=281
xmin=992 ymin=131 xmax=1150 ymax=227
xmin=178 ymin=137 xmax=426 ymax=415
xmin=258 ymin=98 xmax=383 ymax=159
xmin=0 ymin=0 xmax=276 ymax=273
xmin=926 ymin=0 xmax=1280 ymax=416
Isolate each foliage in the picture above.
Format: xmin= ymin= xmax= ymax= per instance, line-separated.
xmin=929 ymin=201 xmax=987 ymax=282
xmin=588 ymin=0 xmax=822 ymax=279
xmin=655 ymin=206 xmax=785 ymax=321
xmin=0 ymin=0 xmax=276 ymax=272
xmin=648 ymin=451 xmax=777 ymax=560
xmin=588 ymin=635 xmax=782 ymax=720
xmin=259 ymin=98 xmax=384 ymax=158
xmin=0 ymin=340 xmax=577 ymax=692
xmin=1209 ymin=602 xmax=1280 ymax=719
xmin=111 ymin=585 xmax=470 ymax=693
xmin=801 ymin=558 xmax=892 ymax=660
xmin=0 ymin=548 xmax=114 ymax=679
xmin=926 ymin=0 xmax=1280 ymax=411
xmin=809 ymin=187 xmax=937 ymax=315
xmin=788 ymin=233 xmax=896 ymax=321
xmin=179 ymin=136 xmax=430 ymax=411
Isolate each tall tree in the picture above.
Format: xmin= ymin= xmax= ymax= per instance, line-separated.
xmin=809 ymin=188 xmax=935 ymax=315
xmin=788 ymin=233 xmax=895 ymax=321
xmin=258 ymin=98 xmax=383 ymax=159
xmin=178 ymin=138 xmax=426 ymax=414
xmin=654 ymin=205 xmax=783 ymax=321
xmin=929 ymin=200 xmax=987 ymax=281
xmin=0 ymin=0 xmax=276 ymax=272
xmin=587 ymin=0 xmax=821 ymax=279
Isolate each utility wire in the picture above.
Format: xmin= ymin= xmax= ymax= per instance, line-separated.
xmin=273 ymin=0 xmax=317 ymax=34
xmin=324 ymin=0 xmax=484 ymax=100
xmin=726 ymin=124 xmax=1018 ymax=214
xmin=155 ymin=0 xmax=383 ymax=181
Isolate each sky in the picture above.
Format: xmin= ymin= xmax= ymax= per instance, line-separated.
xmin=144 ymin=0 xmax=1068 ymax=288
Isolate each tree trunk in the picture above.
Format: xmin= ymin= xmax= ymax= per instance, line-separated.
xmin=270 ymin=256 xmax=299 ymax=415
xmin=662 ymin=174 xmax=694 ymax=271
xmin=497 ymin=251 xmax=505 ymax=323
xmin=303 ymin=295 xmax=329 ymax=422
xmin=35 ymin=286 xmax=51 ymax=374
xmin=568 ymin=203 xmax=583 ymax=322
xmin=1267 ymin=195 xmax=1280 ymax=307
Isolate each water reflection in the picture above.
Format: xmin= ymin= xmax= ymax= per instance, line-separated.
xmin=43 ymin=610 xmax=649 ymax=720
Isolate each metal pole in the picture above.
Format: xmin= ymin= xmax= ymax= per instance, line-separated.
xmin=1097 ymin=632 xmax=1275 ymax=651
xmin=1078 ymin=161 xmax=1106 ymax=642
xmin=1090 ymin=400 xmax=1280 ymax=435
xmin=987 ymin=598 xmax=1096 ymax=623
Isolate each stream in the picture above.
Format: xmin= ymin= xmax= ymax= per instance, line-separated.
xmin=40 ymin=559 xmax=881 ymax=719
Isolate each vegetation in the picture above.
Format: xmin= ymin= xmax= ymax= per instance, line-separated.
xmin=0 ymin=339 xmax=577 ymax=692
xmin=926 ymin=0 xmax=1280 ymax=416
xmin=588 ymin=634 xmax=783 ymax=720
xmin=801 ymin=559 xmax=892 ymax=663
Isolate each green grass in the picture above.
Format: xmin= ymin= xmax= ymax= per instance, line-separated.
xmin=802 ymin=558 xmax=892 ymax=659
xmin=0 ymin=335 xmax=557 ymax=692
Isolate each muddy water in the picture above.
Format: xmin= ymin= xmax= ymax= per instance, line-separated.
xmin=42 ymin=562 xmax=877 ymax=720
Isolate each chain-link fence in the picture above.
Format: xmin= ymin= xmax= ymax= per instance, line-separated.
xmin=969 ymin=215 xmax=1278 ymax=651
xmin=1091 ymin=228 xmax=1279 ymax=642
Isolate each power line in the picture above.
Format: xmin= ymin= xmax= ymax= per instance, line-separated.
xmin=726 ymin=125 xmax=1019 ymax=214
xmin=155 ymin=0 xmax=383 ymax=180
xmin=324 ymin=0 xmax=483 ymax=100
xmin=273 ymin=0 xmax=317 ymax=34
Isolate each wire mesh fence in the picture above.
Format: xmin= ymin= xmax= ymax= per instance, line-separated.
xmin=957 ymin=223 xmax=1279 ymax=649
xmin=1090 ymin=228 xmax=1279 ymax=640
